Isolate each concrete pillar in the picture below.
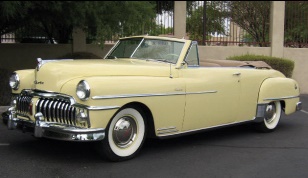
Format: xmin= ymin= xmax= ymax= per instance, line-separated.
xmin=174 ymin=1 xmax=187 ymax=38
xmin=270 ymin=1 xmax=285 ymax=58
xmin=72 ymin=28 xmax=86 ymax=52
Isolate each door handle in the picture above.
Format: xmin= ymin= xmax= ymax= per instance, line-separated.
xmin=233 ymin=72 xmax=241 ymax=76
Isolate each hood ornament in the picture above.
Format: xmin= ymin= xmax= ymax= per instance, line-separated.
xmin=36 ymin=58 xmax=73 ymax=71
xmin=37 ymin=58 xmax=43 ymax=71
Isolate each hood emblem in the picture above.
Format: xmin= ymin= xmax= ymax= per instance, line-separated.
xmin=34 ymin=80 xmax=44 ymax=85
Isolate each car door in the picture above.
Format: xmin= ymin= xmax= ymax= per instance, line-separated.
xmin=180 ymin=42 xmax=241 ymax=131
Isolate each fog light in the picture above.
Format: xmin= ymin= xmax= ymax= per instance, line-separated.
xmin=76 ymin=110 xmax=88 ymax=126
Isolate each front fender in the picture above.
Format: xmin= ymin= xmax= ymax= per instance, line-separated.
xmin=60 ymin=76 xmax=185 ymax=103
xmin=258 ymin=77 xmax=300 ymax=115
xmin=60 ymin=76 xmax=186 ymax=133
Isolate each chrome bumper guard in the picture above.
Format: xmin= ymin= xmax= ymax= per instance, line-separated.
xmin=6 ymin=107 xmax=105 ymax=142
xmin=296 ymin=102 xmax=302 ymax=111
xmin=254 ymin=101 xmax=302 ymax=123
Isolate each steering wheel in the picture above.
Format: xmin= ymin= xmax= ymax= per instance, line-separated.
xmin=165 ymin=54 xmax=179 ymax=62
xmin=165 ymin=53 xmax=179 ymax=58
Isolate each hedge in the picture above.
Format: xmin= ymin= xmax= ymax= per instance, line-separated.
xmin=226 ymin=54 xmax=295 ymax=78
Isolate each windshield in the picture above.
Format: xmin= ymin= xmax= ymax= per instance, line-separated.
xmin=107 ymin=38 xmax=185 ymax=64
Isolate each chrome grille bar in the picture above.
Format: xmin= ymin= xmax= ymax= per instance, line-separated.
xmin=16 ymin=94 xmax=32 ymax=115
xmin=35 ymin=98 xmax=79 ymax=127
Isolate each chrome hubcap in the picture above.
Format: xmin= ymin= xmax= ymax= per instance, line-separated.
xmin=113 ymin=116 xmax=137 ymax=148
xmin=265 ymin=103 xmax=276 ymax=123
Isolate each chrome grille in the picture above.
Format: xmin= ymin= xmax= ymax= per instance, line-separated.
xmin=14 ymin=90 xmax=88 ymax=128
xmin=16 ymin=94 xmax=33 ymax=115
xmin=36 ymin=98 xmax=77 ymax=126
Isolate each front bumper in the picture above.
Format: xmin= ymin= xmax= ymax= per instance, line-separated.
xmin=4 ymin=107 xmax=105 ymax=142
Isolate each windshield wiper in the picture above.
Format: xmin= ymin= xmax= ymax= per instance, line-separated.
xmin=145 ymin=58 xmax=174 ymax=64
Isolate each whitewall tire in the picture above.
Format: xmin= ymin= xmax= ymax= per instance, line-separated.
xmin=255 ymin=101 xmax=282 ymax=132
xmin=98 ymin=107 xmax=147 ymax=162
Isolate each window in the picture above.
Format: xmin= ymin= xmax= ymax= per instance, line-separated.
xmin=185 ymin=41 xmax=199 ymax=66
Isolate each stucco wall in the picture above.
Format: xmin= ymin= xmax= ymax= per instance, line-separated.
xmin=284 ymin=48 xmax=308 ymax=94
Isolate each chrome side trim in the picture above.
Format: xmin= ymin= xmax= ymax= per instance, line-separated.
xmin=187 ymin=91 xmax=217 ymax=95
xmin=157 ymin=126 xmax=178 ymax=135
xmin=157 ymin=120 xmax=249 ymax=137
xmin=92 ymin=91 xmax=217 ymax=100
xmin=157 ymin=126 xmax=177 ymax=131
xmin=92 ymin=93 xmax=185 ymax=99
xmin=263 ymin=95 xmax=300 ymax=101
xmin=87 ymin=106 xmax=120 ymax=111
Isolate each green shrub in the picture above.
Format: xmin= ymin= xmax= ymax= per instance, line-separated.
xmin=226 ymin=54 xmax=294 ymax=78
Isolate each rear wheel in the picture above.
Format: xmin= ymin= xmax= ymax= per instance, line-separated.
xmin=97 ymin=107 xmax=146 ymax=162
xmin=255 ymin=101 xmax=282 ymax=132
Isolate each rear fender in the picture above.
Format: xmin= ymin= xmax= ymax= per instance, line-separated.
xmin=258 ymin=77 xmax=300 ymax=115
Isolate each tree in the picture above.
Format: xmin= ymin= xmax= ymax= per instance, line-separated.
xmin=0 ymin=1 xmax=30 ymax=42
xmin=21 ymin=1 xmax=88 ymax=43
xmin=155 ymin=1 xmax=173 ymax=14
xmin=87 ymin=1 xmax=156 ymax=45
xmin=186 ymin=1 xmax=227 ymax=43
xmin=1 ymin=1 xmax=157 ymax=45
xmin=228 ymin=1 xmax=308 ymax=48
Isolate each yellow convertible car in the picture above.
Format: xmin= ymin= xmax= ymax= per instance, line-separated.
xmin=3 ymin=36 xmax=302 ymax=161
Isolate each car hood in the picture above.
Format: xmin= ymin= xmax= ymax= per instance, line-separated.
xmin=34 ymin=58 xmax=176 ymax=92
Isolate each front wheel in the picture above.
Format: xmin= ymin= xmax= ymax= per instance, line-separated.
xmin=255 ymin=101 xmax=282 ymax=132
xmin=97 ymin=107 xmax=146 ymax=162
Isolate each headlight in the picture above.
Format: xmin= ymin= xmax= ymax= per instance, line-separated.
xmin=76 ymin=80 xmax=90 ymax=100
xmin=9 ymin=72 xmax=20 ymax=90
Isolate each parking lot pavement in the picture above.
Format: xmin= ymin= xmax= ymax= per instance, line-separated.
xmin=0 ymin=106 xmax=9 ymax=115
